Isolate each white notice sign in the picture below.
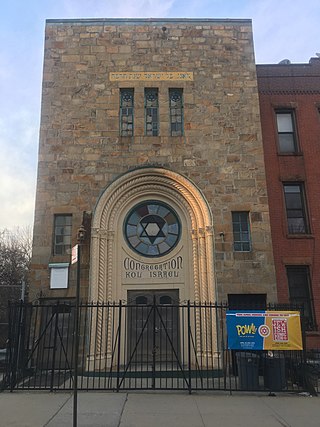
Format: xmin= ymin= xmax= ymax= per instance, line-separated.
xmin=49 ymin=265 xmax=69 ymax=289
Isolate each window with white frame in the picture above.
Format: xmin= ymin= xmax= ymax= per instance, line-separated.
xmin=276 ymin=110 xmax=298 ymax=153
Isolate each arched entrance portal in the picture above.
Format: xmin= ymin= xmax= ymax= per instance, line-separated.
xmin=88 ymin=167 xmax=218 ymax=369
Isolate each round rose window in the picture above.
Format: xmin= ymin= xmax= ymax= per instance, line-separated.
xmin=124 ymin=201 xmax=181 ymax=257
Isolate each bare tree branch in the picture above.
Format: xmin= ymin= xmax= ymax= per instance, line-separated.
xmin=0 ymin=226 xmax=32 ymax=287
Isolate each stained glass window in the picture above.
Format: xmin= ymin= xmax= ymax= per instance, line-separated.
xmin=124 ymin=201 xmax=181 ymax=257
xmin=169 ymin=89 xmax=183 ymax=136
xmin=120 ymin=89 xmax=134 ymax=136
xmin=145 ymin=88 xmax=159 ymax=136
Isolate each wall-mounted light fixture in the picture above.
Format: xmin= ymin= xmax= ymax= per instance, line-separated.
xmin=77 ymin=224 xmax=86 ymax=243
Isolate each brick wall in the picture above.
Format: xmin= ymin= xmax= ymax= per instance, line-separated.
xmin=257 ymin=58 xmax=320 ymax=346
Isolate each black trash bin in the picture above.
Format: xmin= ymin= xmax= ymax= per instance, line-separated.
xmin=236 ymin=352 xmax=260 ymax=390
xmin=264 ymin=353 xmax=286 ymax=391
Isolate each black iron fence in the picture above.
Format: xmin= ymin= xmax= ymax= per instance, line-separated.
xmin=2 ymin=300 xmax=319 ymax=394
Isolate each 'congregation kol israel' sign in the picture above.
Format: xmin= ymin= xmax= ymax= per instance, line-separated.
xmin=226 ymin=311 xmax=303 ymax=351
xmin=122 ymin=255 xmax=183 ymax=283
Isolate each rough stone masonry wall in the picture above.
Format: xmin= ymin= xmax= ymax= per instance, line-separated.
xmin=30 ymin=19 xmax=276 ymax=302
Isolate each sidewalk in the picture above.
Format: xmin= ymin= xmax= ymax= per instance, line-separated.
xmin=0 ymin=390 xmax=318 ymax=427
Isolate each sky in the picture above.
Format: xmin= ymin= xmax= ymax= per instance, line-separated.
xmin=1 ymin=0 xmax=319 ymax=231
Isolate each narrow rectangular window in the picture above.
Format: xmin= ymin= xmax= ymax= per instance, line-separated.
xmin=283 ymin=183 xmax=309 ymax=234
xmin=169 ymin=88 xmax=183 ymax=136
xmin=145 ymin=88 xmax=159 ymax=136
xmin=276 ymin=110 xmax=298 ymax=153
xmin=53 ymin=214 xmax=72 ymax=255
xmin=120 ymin=89 xmax=134 ymax=136
xmin=232 ymin=212 xmax=251 ymax=252
xmin=286 ymin=266 xmax=316 ymax=330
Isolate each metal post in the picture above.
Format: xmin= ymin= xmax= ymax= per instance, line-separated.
xmin=152 ymin=295 xmax=156 ymax=389
xmin=73 ymin=243 xmax=81 ymax=427
xmin=21 ymin=279 xmax=26 ymax=301
xmin=116 ymin=300 xmax=122 ymax=392
xmin=10 ymin=301 xmax=24 ymax=391
xmin=187 ymin=300 xmax=192 ymax=394
xmin=50 ymin=302 xmax=60 ymax=392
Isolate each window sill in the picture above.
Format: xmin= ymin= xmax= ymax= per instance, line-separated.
xmin=233 ymin=251 xmax=253 ymax=261
xmin=286 ymin=234 xmax=314 ymax=239
xmin=49 ymin=255 xmax=71 ymax=264
xmin=306 ymin=330 xmax=319 ymax=336
xmin=278 ymin=152 xmax=303 ymax=156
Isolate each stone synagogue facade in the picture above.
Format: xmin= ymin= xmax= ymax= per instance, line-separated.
xmin=30 ymin=19 xmax=276 ymax=331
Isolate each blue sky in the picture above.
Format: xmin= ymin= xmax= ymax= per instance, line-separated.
xmin=1 ymin=0 xmax=319 ymax=230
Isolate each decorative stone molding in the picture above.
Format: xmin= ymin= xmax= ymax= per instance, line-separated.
xmin=88 ymin=167 xmax=218 ymax=364
xmin=89 ymin=167 xmax=216 ymax=304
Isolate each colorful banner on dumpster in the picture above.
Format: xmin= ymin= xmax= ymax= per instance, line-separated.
xmin=226 ymin=311 xmax=303 ymax=351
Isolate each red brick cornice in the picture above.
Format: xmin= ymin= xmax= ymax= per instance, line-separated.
xmin=259 ymin=89 xmax=320 ymax=95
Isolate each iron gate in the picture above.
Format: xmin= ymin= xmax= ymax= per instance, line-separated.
xmin=2 ymin=300 xmax=318 ymax=394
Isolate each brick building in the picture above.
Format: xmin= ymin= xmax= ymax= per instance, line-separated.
xmin=257 ymin=58 xmax=320 ymax=348
xmin=29 ymin=18 xmax=277 ymax=364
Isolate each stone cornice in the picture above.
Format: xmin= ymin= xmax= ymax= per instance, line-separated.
xmin=46 ymin=18 xmax=251 ymax=26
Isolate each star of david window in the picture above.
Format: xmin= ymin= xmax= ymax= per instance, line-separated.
xmin=124 ymin=201 xmax=181 ymax=257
